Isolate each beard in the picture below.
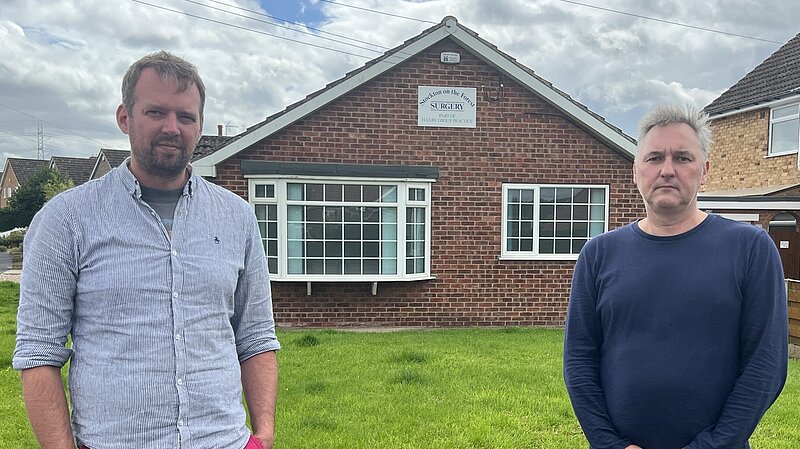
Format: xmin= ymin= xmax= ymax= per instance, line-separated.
xmin=133 ymin=136 xmax=193 ymax=179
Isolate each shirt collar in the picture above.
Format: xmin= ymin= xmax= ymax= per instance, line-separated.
xmin=118 ymin=157 xmax=195 ymax=198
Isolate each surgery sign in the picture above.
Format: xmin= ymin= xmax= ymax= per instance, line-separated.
xmin=418 ymin=86 xmax=476 ymax=128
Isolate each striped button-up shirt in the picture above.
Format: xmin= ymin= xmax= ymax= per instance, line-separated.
xmin=14 ymin=161 xmax=280 ymax=449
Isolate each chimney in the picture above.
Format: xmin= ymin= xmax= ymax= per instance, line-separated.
xmin=217 ymin=124 xmax=223 ymax=136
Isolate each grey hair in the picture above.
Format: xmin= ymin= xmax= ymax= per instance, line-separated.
xmin=121 ymin=51 xmax=206 ymax=122
xmin=636 ymin=103 xmax=712 ymax=160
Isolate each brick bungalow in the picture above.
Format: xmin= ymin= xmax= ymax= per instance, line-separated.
xmin=700 ymin=32 xmax=800 ymax=279
xmin=194 ymin=16 xmax=643 ymax=327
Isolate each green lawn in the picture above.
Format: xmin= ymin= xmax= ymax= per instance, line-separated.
xmin=2 ymin=280 xmax=799 ymax=448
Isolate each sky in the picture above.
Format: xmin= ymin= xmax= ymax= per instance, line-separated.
xmin=1 ymin=0 xmax=799 ymax=168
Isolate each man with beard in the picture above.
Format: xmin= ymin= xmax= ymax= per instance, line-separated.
xmin=14 ymin=52 xmax=280 ymax=449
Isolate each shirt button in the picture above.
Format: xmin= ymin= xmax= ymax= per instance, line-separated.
xmin=178 ymin=419 xmax=184 ymax=426
xmin=175 ymin=334 xmax=182 ymax=341
xmin=177 ymin=378 xmax=183 ymax=386
xmin=172 ymin=292 xmax=179 ymax=299
xmin=172 ymin=250 xmax=178 ymax=256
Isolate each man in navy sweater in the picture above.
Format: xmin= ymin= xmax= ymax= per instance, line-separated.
xmin=564 ymin=104 xmax=788 ymax=449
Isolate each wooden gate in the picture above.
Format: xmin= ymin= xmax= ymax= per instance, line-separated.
xmin=768 ymin=228 xmax=800 ymax=280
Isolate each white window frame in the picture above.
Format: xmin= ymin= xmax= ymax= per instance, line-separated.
xmin=249 ymin=177 xmax=433 ymax=282
xmin=500 ymin=183 xmax=610 ymax=261
xmin=768 ymin=102 xmax=799 ymax=156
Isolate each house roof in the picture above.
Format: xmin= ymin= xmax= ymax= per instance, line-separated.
xmin=49 ymin=156 xmax=97 ymax=186
xmin=3 ymin=158 xmax=48 ymax=186
xmin=701 ymin=183 xmax=800 ymax=197
xmin=99 ymin=148 xmax=130 ymax=168
xmin=192 ymin=135 xmax=236 ymax=161
xmin=193 ymin=16 xmax=637 ymax=177
xmin=705 ymin=32 xmax=800 ymax=116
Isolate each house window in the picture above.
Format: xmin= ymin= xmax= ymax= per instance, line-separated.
xmin=501 ymin=184 xmax=609 ymax=260
xmin=769 ymin=103 xmax=799 ymax=156
xmin=250 ymin=180 xmax=432 ymax=281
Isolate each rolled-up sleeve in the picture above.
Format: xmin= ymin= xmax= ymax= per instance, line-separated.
xmin=13 ymin=196 xmax=78 ymax=370
xmin=230 ymin=207 xmax=280 ymax=362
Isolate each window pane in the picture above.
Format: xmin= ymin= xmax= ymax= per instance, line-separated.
xmin=344 ymin=224 xmax=361 ymax=240
xmin=555 ymin=222 xmax=571 ymax=237
xmin=363 ymin=224 xmax=380 ymax=240
xmin=381 ymin=186 xmax=397 ymax=202
xmin=521 ymin=205 xmax=534 ymax=220
xmin=325 ymin=184 xmax=343 ymax=201
xmin=306 ymin=224 xmax=323 ymax=239
xmin=590 ymin=189 xmax=605 ymax=204
xmin=415 ymin=258 xmax=424 ymax=273
xmin=363 ymin=242 xmax=379 ymax=257
xmin=539 ymin=239 xmax=554 ymax=253
xmin=521 ymin=189 xmax=535 ymax=203
xmin=409 ymin=187 xmax=425 ymax=201
xmin=573 ymin=188 xmax=589 ymax=203
xmin=382 ymin=208 xmax=397 ymax=223
xmin=382 ymin=258 xmax=397 ymax=274
xmin=507 ymin=238 xmax=519 ymax=251
xmin=258 ymin=222 xmax=266 ymax=238
xmin=307 ymin=241 xmax=323 ymax=257
xmin=555 ymin=239 xmax=571 ymax=254
xmin=773 ymin=104 xmax=798 ymax=119
xmin=590 ymin=205 xmax=605 ymax=220
xmin=325 ymin=206 xmax=342 ymax=222
xmin=255 ymin=185 xmax=266 ymax=198
xmin=288 ymin=258 xmax=304 ymax=274
xmin=382 ymin=242 xmax=397 ymax=257
xmin=363 ymin=185 xmax=380 ymax=202
xmin=590 ymin=222 xmax=605 ymax=237
xmin=325 ymin=241 xmax=342 ymax=257
xmin=267 ymin=240 xmax=277 ymax=256
xmin=520 ymin=239 xmax=533 ymax=251
xmin=540 ymin=205 xmax=554 ymax=220
xmin=364 ymin=259 xmax=379 ymax=274
xmin=363 ymin=207 xmax=380 ymax=222
xmin=306 ymin=184 xmax=324 ymax=201
xmin=288 ymin=206 xmax=304 ymax=221
xmin=267 ymin=205 xmax=277 ymax=220
xmin=508 ymin=189 xmax=520 ymax=203
xmin=508 ymin=204 xmax=520 ymax=220
xmin=325 ymin=224 xmax=343 ymax=239
xmin=382 ymin=223 xmax=397 ymax=240
xmin=508 ymin=221 xmax=520 ymax=237
xmin=255 ymin=204 xmax=267 ymax=220
xmin=306 ymin=206 xmax=323 ymax=222
xmin=307 ymin=259 xmax=324 ymax=274
xmin=572 ymin=239 xmax=588 ymax=253
xmin=573 ymin=222 xmax=588 ymax=237
xmin=556 ymin=205 xmax=571 ymax=220
xmin=344 ymin=242 xmax=361 ymax=257
xmin=573 ymin=205 xmax=588 ymax=220
xmin=288 ymin=183 xmax=304 ymax=200
xmin=344 ymin=206 xmax=361 ymax=222
xmin=288 ymin=223 xmax=303 ymax=239
xmin=521 ymin=222 xmax=533 ymax=237
xmin=326 ymin=259 xmax=342 ymax=274
xmin=344 ymin=259 xmax=361 ymax=274
xmin=556 ymin=188 xmax=573 ymax=203
xmin=540 ymin=187 xmax=555 ymax=203
xmin=344 ymin=185 xmax=361 ymax=202
xmin=268 ymin=258 xmax=277 ymax=274
xmin=771 ymin=119 xmax=799 ymax=153
xmin=539 ymin=222 xmax=554 ymax=237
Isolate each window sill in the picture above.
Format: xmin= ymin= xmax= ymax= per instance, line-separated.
xmin=499 ymin=254 xmax=579 ymax=262
xmin=765 ymin=150 xmax=798 ymax=158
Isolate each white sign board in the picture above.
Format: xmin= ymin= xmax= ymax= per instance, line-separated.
xmin=418 ymin=86 xmax=476 ymax=128
xmin=781 ymin=240 xmax=790 ymax=249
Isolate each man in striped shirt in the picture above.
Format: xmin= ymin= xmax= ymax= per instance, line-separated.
xmin=14 ymin=51 xmax=280 ymax=449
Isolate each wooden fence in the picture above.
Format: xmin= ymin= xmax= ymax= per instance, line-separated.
xmin=788 ymin=280 xmax=800 ymax=346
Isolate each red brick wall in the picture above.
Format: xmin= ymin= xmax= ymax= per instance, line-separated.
xmin=212 ymin=39 xmax=644 ymax=327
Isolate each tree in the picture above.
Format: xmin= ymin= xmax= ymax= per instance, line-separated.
xmin=43 ymin=176 xmax=74 ymax=201
xmin=4 ymin=167 xmax=71 ymax=229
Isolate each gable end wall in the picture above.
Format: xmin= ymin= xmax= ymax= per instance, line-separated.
xmin=212 ymin=39 xmax=644 ymax=328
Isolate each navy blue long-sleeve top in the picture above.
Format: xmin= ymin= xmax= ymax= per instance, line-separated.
xmin=564 ymin=215 xmax=788 ymax=449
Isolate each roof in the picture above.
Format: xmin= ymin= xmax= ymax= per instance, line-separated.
xmin=3 ymin=158 xmax=48 ymax=185
xmin=99 ymin=148 xmax=130 ymax=168
xmin=192 ymin=135 xmax=237 ymax=161
xmin=705 ymin=33 xmax=800 ymax=116
xmin=193 ymin=16 xmax=637 ymax=177
xmin=49 ymin=156 xmax=97 ymax=186
xmin=241 ymin=160 xmax=439 ymax=179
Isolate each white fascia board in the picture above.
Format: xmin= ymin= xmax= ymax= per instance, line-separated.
xmin=193 ymin=26 xmax=454 ymax=177
xmin=446 ymin=28 xmax=637 ymax=158
xmin=709 ymin=94 xmax=800 ymax=120
xmin=698 ymin=199 xmax=800 ymax=210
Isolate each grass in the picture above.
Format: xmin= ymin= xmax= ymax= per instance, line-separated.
xmin=2 ymin=281 xmax=799 ymax=448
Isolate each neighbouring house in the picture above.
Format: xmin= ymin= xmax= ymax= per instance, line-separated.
xmin=90 ymin=148 xmax=130 ymax=180
xmin=701 ymin=32 xmax=800 ymax=279
xmin=194 ymin=16 xmax=643 ymax=327
xmin=49 ymin=155 xmax=97 ymax=187
xmin=0 ymin=158 xmax=48 ymax=208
